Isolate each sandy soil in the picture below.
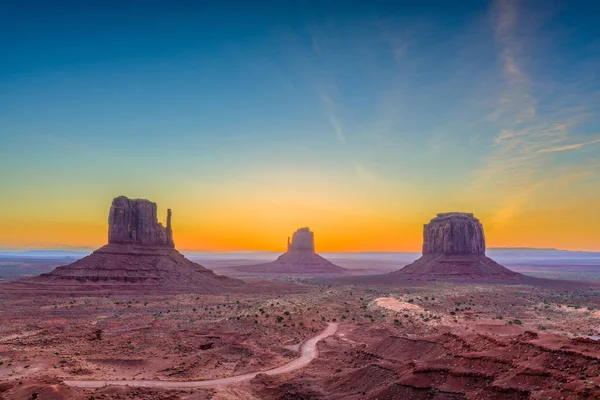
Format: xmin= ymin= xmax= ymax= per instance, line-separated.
xmin=375 ymin=297 xmax=426 ymax=312
xmin=64 ymin=323 xmax=338 ymax=388
xmin=2 ymin=279 xmax=600 ymax=399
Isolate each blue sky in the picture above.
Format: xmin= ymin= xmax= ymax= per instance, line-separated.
xmin=1 ymin=0 xmax=599 ymax=251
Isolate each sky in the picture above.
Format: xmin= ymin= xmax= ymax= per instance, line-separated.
xmin=1 ymin=0 xmax=599 ymax=252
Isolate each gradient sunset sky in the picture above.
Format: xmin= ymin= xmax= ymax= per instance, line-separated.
xmin=1 ymin=0 xmax=599 ymax=252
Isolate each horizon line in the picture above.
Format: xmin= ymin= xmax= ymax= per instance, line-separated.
xmin=1 ymin=247 xmax=600 ymax=254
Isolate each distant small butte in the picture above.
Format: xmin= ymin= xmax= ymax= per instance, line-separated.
xmin=227 ymin=227 xmax=349 ymax=275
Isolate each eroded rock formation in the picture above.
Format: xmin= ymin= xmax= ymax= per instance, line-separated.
xmin=108 ymin=196 xmax=174 ymax=247
xmin=29 ymin=196 xmax=242 ymax=291
xmin=395 ymin=212 xmax=521 ymax=282
xmin=423 ymin=212 xmax=485 ymax=255
xmin=235 ymin=227 xmax=347 ymax=275
xmin=287 ymin=227 xmax=315 ymax=252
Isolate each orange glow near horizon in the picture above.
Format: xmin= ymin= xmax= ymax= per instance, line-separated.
xmin=1 ymin=201 xmax=598 ymax=252
xmin=1 ymin=163 xmax=599 ymax=253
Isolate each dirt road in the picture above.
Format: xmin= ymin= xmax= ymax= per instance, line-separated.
xmin=64 ymin=322 xmax=338 ymax=389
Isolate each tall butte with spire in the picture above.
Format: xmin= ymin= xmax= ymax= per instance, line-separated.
xmin=392 ymin=212 xmax=522 ymax=282
xmin=30 ymin=196 xmax=242 ymax=292
xmin=106 ymin=196 xmax=175 ymax=249
xmin=236 ymin=227 xmax=348 ymax=275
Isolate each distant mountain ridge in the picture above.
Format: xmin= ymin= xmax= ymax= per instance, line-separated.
xmin=1 ymin=248 xmax=599 ymax=257
xmin=0 ymin=250 xmax=92 ymax=258
xmin=488 ymin=247 xmax=560 ymax=251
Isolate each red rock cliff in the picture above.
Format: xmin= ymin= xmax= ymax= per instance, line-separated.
xmin=287 ymin=227 xmax=315 ymax=252
xmin=107 ymin=196 xmax=174 ymax=247
xmin=422 ymin=212 xmax=485 ymax=256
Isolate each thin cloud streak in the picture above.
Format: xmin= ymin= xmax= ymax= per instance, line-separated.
xmin=538 ymin=137 xmax=600 ymax=153
xmin=321 ymin=92 xmax=347 ymax=144
xmin=493 ymin=0 xmax=536 ymax=122
xmin=467 ymin=0 xmax=598 ymax=228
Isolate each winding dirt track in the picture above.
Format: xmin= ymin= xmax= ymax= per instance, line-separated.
xmin=64 ymin=323 xmax=338 ymax=389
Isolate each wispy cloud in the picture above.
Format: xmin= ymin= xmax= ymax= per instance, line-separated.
xmin=354 ymin=161 xmax=382 ymax=183
xmin=538 ymin=138 xmax=600 ymax=153
xmin=493 ymin=0 xmax=536 ymax=122
xmin=321 ymin=92 xmax=347 ymax=144
xmin=467 ymin=0 xmax=599 ymax=228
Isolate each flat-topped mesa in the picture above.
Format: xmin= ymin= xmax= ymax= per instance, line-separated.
xmin=108 ymin=196 xmax=174 ymax=247
xmin=393 ymin=211 xmax=522 ymax=282
xmin=287 ymin=227 xmax=315 ymax=253
xmin=423 ymin=212 xmax=485 ymax=256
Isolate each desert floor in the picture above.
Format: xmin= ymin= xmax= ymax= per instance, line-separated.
xmin=2 ymin=276 xmax=600 ymax=399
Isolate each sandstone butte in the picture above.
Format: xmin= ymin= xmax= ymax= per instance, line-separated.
xmin=236 ymin=227 xmax=348 ymax=275
xmin=393 ymin=212 xmax=522 ymax=282
xmin=28 ymin=196 xmax=243 ymax=292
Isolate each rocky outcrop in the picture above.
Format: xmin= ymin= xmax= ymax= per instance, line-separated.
xmin=423 ymin=213 xmax=485 ymax=255
xmin=395 ymin=212 xmax=522 ymax=282
xmin=287 ymin=227 xmax=315 ymax=252
xmin=108 ymin=196 xmax=174 ymax=247
xmin=234 ymin=227 xmax=347 ymax=275
xmin=28 ymin=196 xmax=243 ymax=291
